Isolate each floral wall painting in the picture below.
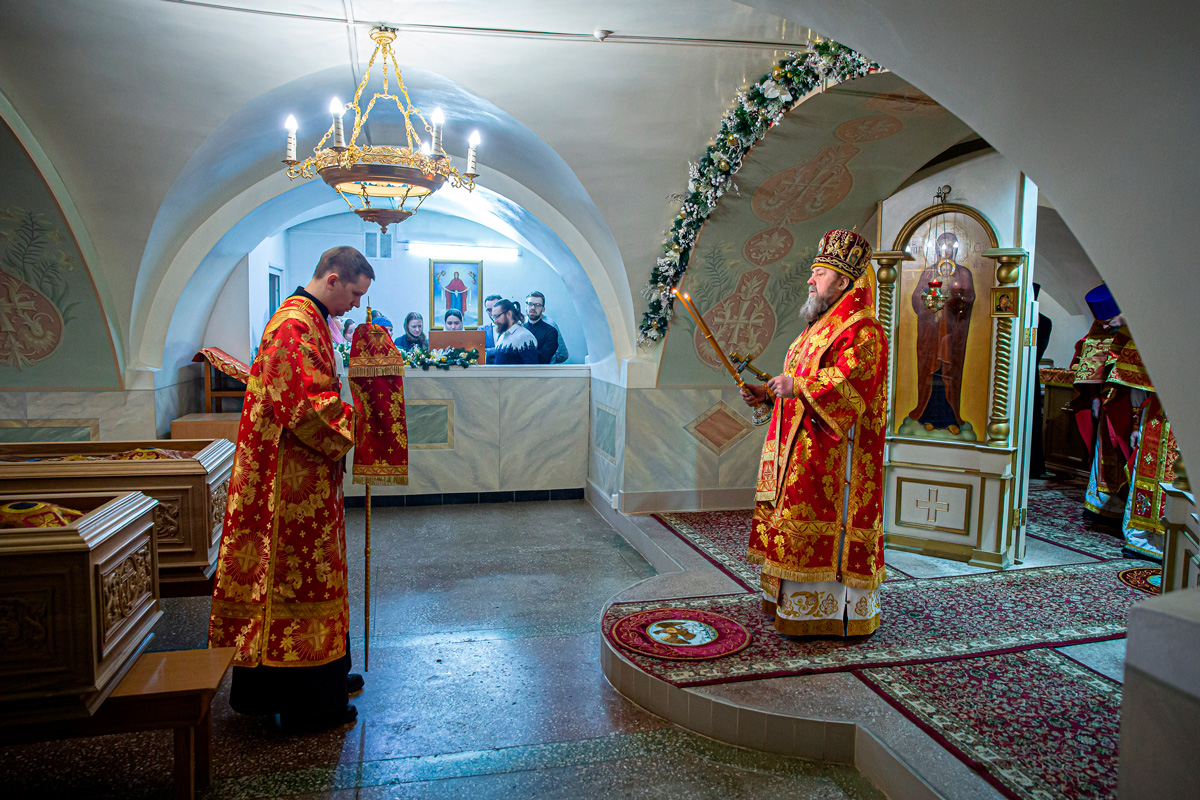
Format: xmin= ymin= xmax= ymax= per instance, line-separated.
xmin=893 ymin=207 xmax=998 ymax=442
xmin=0 ymin=209 xmax=71 ymax=368
xmin=691 ymin=267 xmax=777 ymax=370
xmin=429 ymin=260 xmax=482 ymax=330
xmin=0 ymin=117 xmax=118 ymax=388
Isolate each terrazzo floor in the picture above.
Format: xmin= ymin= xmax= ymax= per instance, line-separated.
xmin=0 ymin=501 xmax=884 ymax=800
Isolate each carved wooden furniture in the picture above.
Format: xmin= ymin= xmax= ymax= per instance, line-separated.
xmin=1039 ymin=368 xmax=1090 ymax=477
xmin=0 ymin=648 xmax=235 ymax=800
xmin=0 ymin=439 xmax=235 ymax=584
xmin=0 ymin=490 xmax=160 ymax=725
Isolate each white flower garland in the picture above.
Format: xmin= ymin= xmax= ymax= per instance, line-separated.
xmin=637 ymin=41 xmax=877 ymax=346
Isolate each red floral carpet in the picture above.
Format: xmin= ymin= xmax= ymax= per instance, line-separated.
xmin=603 ymin=560 xmax=1141 ymax=687
xmin=656 ymin=511 xmax=914 ymax=590
xmin=1025 ymin=477 xmax=1125 ymax=560
xmin=857 ymin=649 xmax=1120 ymax=800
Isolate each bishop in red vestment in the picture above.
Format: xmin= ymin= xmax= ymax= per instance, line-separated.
xmin=741 ymin=230 xmax=888 ymax=636
xmin=209 ymin=246 xmax=374 ymax=728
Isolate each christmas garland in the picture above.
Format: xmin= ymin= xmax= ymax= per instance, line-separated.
xmin=403 ymin=346 xmax=479 ymax=370
xmin=335 ymin=342 xmax=479 ymax=370
xmin=637 ymin=41 xmax=877 ymax=346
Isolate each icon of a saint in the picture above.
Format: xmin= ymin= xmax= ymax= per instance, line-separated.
xmin=908 ymin=232 xmax=975 ymax=436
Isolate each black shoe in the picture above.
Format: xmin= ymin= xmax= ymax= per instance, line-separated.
xmin=347 ymin=673 xmax=364 ymax=698
xmin=280 ymin=703 xmax=358 ymax=731
xmin=1121 ymin=546 xmax=1162 ymax=564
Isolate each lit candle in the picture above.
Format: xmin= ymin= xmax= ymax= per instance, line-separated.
xmin=431 ymin=107 xmax=445 ymax=155
xmin=329 ymin=97 xmax=346 ymax=149
xmin=466 ymin=130 xmax=480 ymax=174
xmin=284 ymin=115 xmax=298 ymax=162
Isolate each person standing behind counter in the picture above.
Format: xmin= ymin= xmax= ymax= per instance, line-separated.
xmin=490 ymin=299 xmax=538 ymax=364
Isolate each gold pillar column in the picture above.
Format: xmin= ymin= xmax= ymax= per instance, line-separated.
xmin=981 ymin=248 xmax=1028 ymax=447
xmin=871 ymin=251 xmax=912 ymax=335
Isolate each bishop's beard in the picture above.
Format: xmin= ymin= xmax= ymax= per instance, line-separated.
xmin=800 ymin=286 xmax=839 ymax=324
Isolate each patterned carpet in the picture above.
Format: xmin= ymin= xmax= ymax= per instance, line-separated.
xmin=603 ymin=560 xmax=1141 ymax=687
xmin=857 ymin=649 xmax=1121 ymax=800
xmin=1025 ymin=477 xmax=1125 ymax=560
xmin=658 ymin=477 xmax=1127 ymax=572
xmin=655 ymin=511 xmax=914 ymax=591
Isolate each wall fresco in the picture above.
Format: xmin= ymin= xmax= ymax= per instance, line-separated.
xmin=0 ymin=118 xmax=118 ymax=388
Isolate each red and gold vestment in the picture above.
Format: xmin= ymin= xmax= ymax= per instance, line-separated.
xmin=748 ymin=276 xmax=888 ymax=636
xmin=209 ymin=295 xmax=356 ymax=668
xmin=1070 ymin=321 xmax=1133 ymax=503
xmin=349 ymin=323 xmax=408 ymax=485
xmin=1107 ymin=336 xmax=1177 ymax=549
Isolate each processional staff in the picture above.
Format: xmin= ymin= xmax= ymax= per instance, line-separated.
xmin=347 ymin=299 xmax=410 ymax=671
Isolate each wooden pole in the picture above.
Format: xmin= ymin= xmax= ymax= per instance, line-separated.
xmin=364 ymin=486 xmax=372 ymax=671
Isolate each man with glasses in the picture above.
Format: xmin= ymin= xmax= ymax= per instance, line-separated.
xmin=524 ymin=291 xmax=559 ymax=365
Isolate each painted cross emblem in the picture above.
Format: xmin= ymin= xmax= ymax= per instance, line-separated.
xmin=915 ymin=488 xmax=950 ymax=522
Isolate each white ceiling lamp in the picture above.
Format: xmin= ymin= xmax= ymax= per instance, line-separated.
xmin=282 ymin=26 xmax=481 ymax=233
xmin=405 ymin=242 xmax=519 ymax=261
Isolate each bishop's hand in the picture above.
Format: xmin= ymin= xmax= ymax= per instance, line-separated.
xmin=740 ymin=383 xmax=768 ymax=407
xmin=766 ymin=374 xmax=794 ymax=400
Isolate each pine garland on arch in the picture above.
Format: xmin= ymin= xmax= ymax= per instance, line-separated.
xmin=637 ymin=41 xmax=878 ymax=347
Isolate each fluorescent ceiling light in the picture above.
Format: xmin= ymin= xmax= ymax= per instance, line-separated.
xmin=405 ymin=242 xmax=519 ymax=261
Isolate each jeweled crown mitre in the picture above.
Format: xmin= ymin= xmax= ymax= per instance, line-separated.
xmin=812 ymin=229 xmax=873 ymax=281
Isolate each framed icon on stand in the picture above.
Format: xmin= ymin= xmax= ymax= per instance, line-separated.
xmin=429 ymin=260 xmax=483 ymax=330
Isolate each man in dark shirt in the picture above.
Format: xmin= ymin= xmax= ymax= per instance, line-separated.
xmin=524 ymin=291 xmax=559 ymax=365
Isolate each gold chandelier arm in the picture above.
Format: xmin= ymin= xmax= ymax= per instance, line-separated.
xmin=349 ymin=38 xmax=385 ymax=144
xmin=388 ymin=47 xmax=423 ymax=149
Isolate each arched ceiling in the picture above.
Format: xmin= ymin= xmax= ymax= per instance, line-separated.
xmin=0 ymin=0 xmax=809 ymax=385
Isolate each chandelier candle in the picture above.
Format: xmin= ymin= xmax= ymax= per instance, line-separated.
xmin=330 ymin=97 xmax=346 ymax=149
xmin=431 ymin=107 xmax=445 ymax=155
xmin=284 ymin=115 xmax=298 ymax=163
xmin=466 ymin=130 xmax=480 ymax=175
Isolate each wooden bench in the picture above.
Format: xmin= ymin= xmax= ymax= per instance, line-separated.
xmin=0 ymin=647 xmax=235 ymax=799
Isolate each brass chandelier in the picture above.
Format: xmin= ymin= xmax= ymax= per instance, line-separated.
xmin=282 ymin=26 xmax=480 ymax=232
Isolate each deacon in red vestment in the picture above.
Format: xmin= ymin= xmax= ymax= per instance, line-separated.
xmin=209 ymin=246 xmax=374 ymax=729
xmin=741 ymin=229 xmax=888 ymax=636
xmin=1069 ymin=284 xmax=1134 ymax=520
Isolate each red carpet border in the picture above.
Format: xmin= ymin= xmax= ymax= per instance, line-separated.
xmin=602 ymin=560 xmax=1141 ymax=687
xmin=1025 ymin=478 xmax=1125 ymax=560
xmin=655 ymin=511 xmax=914 ymax=591
xmin=856 ymin=649 xmax=1120 ymax=800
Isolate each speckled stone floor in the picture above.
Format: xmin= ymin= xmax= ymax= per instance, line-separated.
xmin=0 ymin=501 xmax=883 ymax=799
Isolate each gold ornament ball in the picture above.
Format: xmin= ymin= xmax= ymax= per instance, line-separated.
xmin=718 ymin=159 xmax=731 ymax=172
xmin=726 ymin=134 xmax=739 ymax=147
xmin=772 ymin=66 xmax=786 ymax=81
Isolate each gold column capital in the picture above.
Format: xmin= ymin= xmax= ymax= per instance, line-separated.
xmin=872 ymin=250 xmax=912 ymax=286
xmin=982 ymin=247 xmax=1028 ymax=285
